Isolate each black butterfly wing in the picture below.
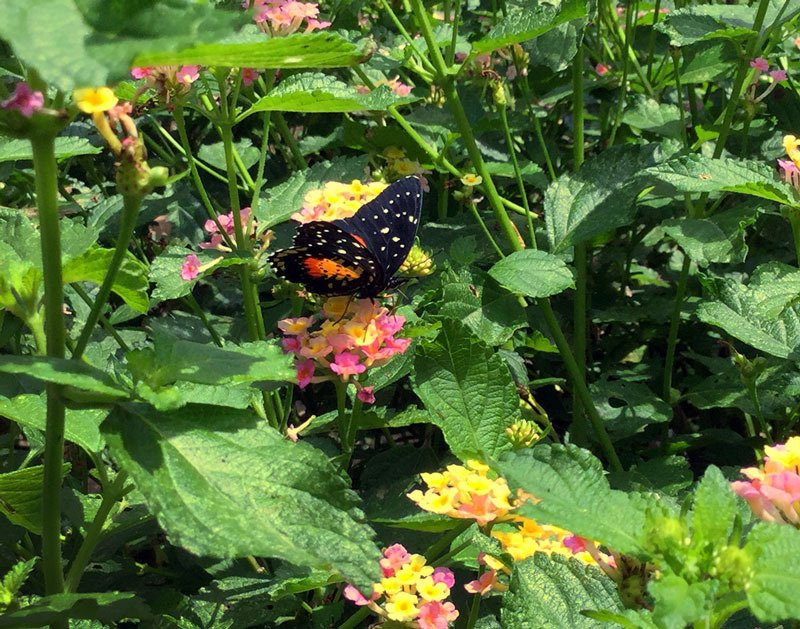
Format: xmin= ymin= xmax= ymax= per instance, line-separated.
xmin=332 ymin=176 xmax=422 ymax=277
xmin=269 ymin=222 xmax=384 ymax=296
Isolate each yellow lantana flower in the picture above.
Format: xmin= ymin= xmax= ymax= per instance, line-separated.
xmin=385 ymin=591 xmax=420 ymax=621
xmin=73 ymin=87 xmax=118 ymax=113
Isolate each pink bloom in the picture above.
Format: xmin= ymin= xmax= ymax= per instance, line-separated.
xmin=357 ymin=386 xmax=375 ymax=405
xmin=198 ymin=233 xmax=225 ymax=250
xmin=343 ymin=584 xmax=379 ymax=606
xmin=376 ymin=313 xmax=405 ymax=336
xmin=465 ymin=570 xmax=500 ymax=596
xmin=180 ymin=254 xmax=201 ymax=281
xmin=418 ymin=601 xmax=459 ymax=629
xmin=379 ymin=543 xmax=410 ymax=576
xmin=329 ymin=352 xmax=366 ymax=378
xmin=296 ymin=359 xmax=316 ymax=389
xmin=282 ymin=336 xmax=302 ymax=354
xmin=305 ymin=18 xmax=332 ymax=31
xmin=595 ymin=63 xmax=609 ymax=76
xmin=750 ymin=57 xmax=769 ymax=72
xmin=770 ymin=69 xmax=788 ymax=82
xmin=131 ymin=67 xmax=153 ymax=79
xmin=778 ymin=158 xmax=799 ymax=177
xmin=1 ymin=82 xmax=44 ymax=118
xmin=241 ymin=67 xmax=259 ymax=86
xmin=432 ymin=567 xmax=455 ymax=588
xmin=563 ymin=535 xmax=588 ymax=554
xmin=176 ymin=65 xmax=201 ymax=84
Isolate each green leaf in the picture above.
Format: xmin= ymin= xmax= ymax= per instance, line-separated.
xmin=590 ymin=380 xmax=671 ymax=438
xmin=500 ymin=554 xmax=623 ymax=629
xmin=690 ymin=466 xmax=737 ymax=547
xmin=256 ymin=156 xmax=369 ymax=229
xmin=101 ymin=404 xmax=381 ymax=591
xmin=438 ymin=270 xmax=527 ymax=345
xmin=135 ymin=31 xmax=364 ymax=70
xmin=0 ymin=0 xmax=247 ymax=92
xmin=746 ymin=522 xmax=800 ymax=622
xmin=622 ymin=98 xmax=684 ymax=139
xmin=697 ymin=263 xmax=800 ymax=358
xmin=198 ymin=140 xmax=259 ymax=171
xmin=0 ymin=394 xmax=105 ymax=454
xmin=411 ymin=319 xmax=518 ymax=461
xmin=488 ymin=250 xmax=575 ymax=298
xmin=545 ymin=145 xmax=661 ymax=252
xmin=0 ymin=592 xmax=149 ymax=627
xmin=63 ymin=247 xmax=150 ymax=314
xmin=242 ymin=72 xmax=417 ymax=117
xmin=0 ymin=136 xmax=101 ymax=163
xmin=474 ymin=0 xmax=588 ymax=53
xmin=148 ymin=246 xmax=240 ymax=304
xmin=0 ymin=464 xmax=69 ymax=533
xmin=679 ymin=40 xmax=738 ymax=83
xmin=496 ymin=445 xmax=648 ymax=554
xmin=649 ymin=574 xmax=714 ymax=629
xmin=0 ymin=356 xmax=127 ymax=398
xmin=644 ymin=154 xmax=797 ymax=206
xmin=1 ymin=558 xmax=37 ymax=599
xmin=654 ymin=5 xmax=755 ymax=46
xmin=662 ymin=205 xmax=759 ymax=267
xmin=127 ymin=332 xmax=294 ymax=389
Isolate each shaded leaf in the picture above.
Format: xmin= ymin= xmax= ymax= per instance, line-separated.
xmin=0 ymin=592 xmax=149 ymax=627
xmin=0 ymin=356 xmax=127 ymax=398
xmin=0 ymin=136 xmax=101 ymax=163
xmin=0 ymin=464 xmax=70 ymax=534
xmin=63 ymin=247 xmax=150 ymax=314
xmin=488 ymin=250 xmax=575 ymax=298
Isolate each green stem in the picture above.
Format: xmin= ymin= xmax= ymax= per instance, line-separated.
xmin=788 ymin=210 xmax=800 ymax=265
xmin=376 ymin=0 xmax=437 ymax=75
xmin=424 ymin=519 xmax=472 ymax=562
xmin=498 ymin=103 xmax=535 ymax=246
xmin=645 ymin=0 xmax=663 ymax=82
xmin=539 ymin=299 xmax=623 ymax=471
xmin=274 ymin=113 xmax=307 ymax=170
xmin=71 ymin=284 xmax=130 ymax=353
xmin=183 ymin=293 xmax=223 ymax=347
xmin=338 ymin=606 xmax=371 ymax=629
xmin=72 ymin=194 xmax=141 ymax=360
xmin=662 ymin=256 xmax=691 ymax=401
xmin=31 ymin=131 xmax=67 ymax=600
xmin=334 ymin=379 xmax=352 ymax=461
xmin=608 ymin=0 xmax=636 ymax=145
xmin=64 ymin=472 xmax=129 ymax=593
xmin=466 ymin=592 xmax=481 ymax=629
xmin=250 ymin=71 xmax=277 ymax=214
xmin=746 ymin=379 xmax=769 ymax=438
xmin=572 ymin=45 xmax=588 ymax=439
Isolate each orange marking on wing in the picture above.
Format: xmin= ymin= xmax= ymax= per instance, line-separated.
xmin=352 ymin=235 xmax=367 ymax=247
xmin=304 ymin=257 xmax=362 ymax=280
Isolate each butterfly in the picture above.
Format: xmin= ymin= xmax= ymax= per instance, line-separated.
xmin=269 ymin=176 xmax=423 ymax=298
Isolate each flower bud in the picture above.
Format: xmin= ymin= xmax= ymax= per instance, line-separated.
xmin=506 ymin=419 xmax=542 ymax=449
xmin=398 ymin=244 xmax=435 ymax=277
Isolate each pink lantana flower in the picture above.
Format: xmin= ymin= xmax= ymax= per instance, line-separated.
xmin=176 ymin=65 xmax=201 ymax=84
xmin=418 ymin=601 xmax=459 ymax=629
xmin=357 ymin=386 xmax=376 ymax=405
xmin=296 ymin=359 xmax=316 ymax=389
xmin=379 ymin=544 xmax=410 ymax=577
xmin=770 ymin=69 xmax=788 ymax=82
xmin=199 ymin=208 xmax=255 ymax=251
xmin=180 ymin=254 xmax=201 ymax=281
xmin=750 ymin=57 xmax=770 ymax=72
xmin=464 ymin=570 xmax=504 ymax=596
xmin=1 ymin=82 xmax=45 ymax=118
xmin=241 ymin=68 xmax=259 ymax=86
xmin=595 ymin=63 xmax=609 ymax=76
xmin=432 ymin=567 xmax=455 ymax=589
xmin=131 ymin=67 xmax=153 ymax=79
xmin=343 ymin=584 xmax=379 ymax=606
xmin=330 ymin=352 xmax=366 ymax=379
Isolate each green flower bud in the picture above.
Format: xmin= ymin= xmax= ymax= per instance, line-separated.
xmin=506 ymin=419 xmax=542 ymax=449
xmin=398 ymin=243 xmax=435 ymax=277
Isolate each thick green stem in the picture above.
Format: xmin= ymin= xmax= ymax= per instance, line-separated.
xmin=338 ymin=606 xmax=371 ymax=629
xmin=64 ymin=472 xmax=129 ymax=593
xmin=662 ymin=256 xmax=691 ymax=401
xmin=572 ymin=45 xmax=588 ymax=439
xmin=466 ymin=592 xmax=481 ymax=629
xmin=31 ymin=132 xmax=67 ymax=600
xmin=72 ymin=194 xmax=141 ymax=360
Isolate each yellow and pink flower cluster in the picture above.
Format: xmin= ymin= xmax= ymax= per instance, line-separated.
xmin=732 ymin=436 xmax=800 ymax=525
xmin=780 ymin=135 xmax=800 ymax=188
xmin=343 ymin=544 xmax=459 ymax=628
xmin=291 ymin=179 xmax=388 ymax=223
xmin=245 ymin=0 xmax=331 ymax=36
xmin=278 ymin=297 xmax=411 ymax=398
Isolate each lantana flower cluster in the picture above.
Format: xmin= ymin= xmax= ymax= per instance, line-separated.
xmin=1 ymin=82 xmax=44 ymax=118
xmin=343 ymin=544 xmax=459 ymax=628
xmin=130 ymin=65 xmax=202 ymax=105
xmin=355 ymin=77 xmax=413 ymax=97
xmin=732 ymin=436 xmax=800 ymax=525
xmin=278 ymin=297 xmax=411 ymax=397
xmin=245 ymin=0 xmax=331 ymax=35
xmin=290 ymin=179 xmax=388 ymax=223
xmin=780 ymin=135 xmax=800 ymax=188
xmin=409 ymin=461 xmax=613 ymax=596
xmin=381 ymin=147 xmax=431 ymax=192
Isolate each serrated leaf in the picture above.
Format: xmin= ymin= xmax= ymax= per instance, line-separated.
xmin=1 ymin=558 xmax=37 ymax=598
xmin=500 ymin=554 xmax=623 ymax=628
xmin=644 ymin=154 xmax=798 ymax=205
xmin=690 ymin=466 xmax=737 ymax=547
xmin=0 ymin=356 xmax=127 ymax=398
xmin=0 ymin=136 xmax=101 ymax=163
xmin=655 ymin=5 xmax=754 ymax=46
xmin=411 ymin=319 xmax=518 ymax=461
xmin=590 ymin=380 xmax=671 ymax=438
xmin=474 ymin=0 xmax=588 ymax=53
xmin=496 ymin=445 xmax=648 ymax=554
xmin=63 ymin=247 xmax=150 ymax=314
xmin=622 ymin=98 xmax=684 ymax=139
xmin=0 ymin=591 xmax=149 ymax=627
xmin=101 ymin=404 xmax=381 ymax=591
xmin=545 ymin=145 xmax=661 ymax=252
xmin=0 ymin=394 xmax=105 ymax=454
xmin=438 ymin=271 xmax=527 ymax=345
xmin=136 ymin=31 xmax=364 ymax=70
xmin=488 ymin=249 xmax=575 ymax=298
xmin=256 ymin=156 xmax=369 ymax=229
xmin=242 ymin=72 xmax=417 ymax=117
xmin=746 ymin=522 xmax=800 ymax=622
xmin=697 ymin=264 xmax=800 ymax=358
xmin=0 ymin=0 xmax=246 ymax=92
xmin=0 ymin=464 xmax=69 ymax=533
xmin=680 ymin=40 xmax=738 ymax=83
